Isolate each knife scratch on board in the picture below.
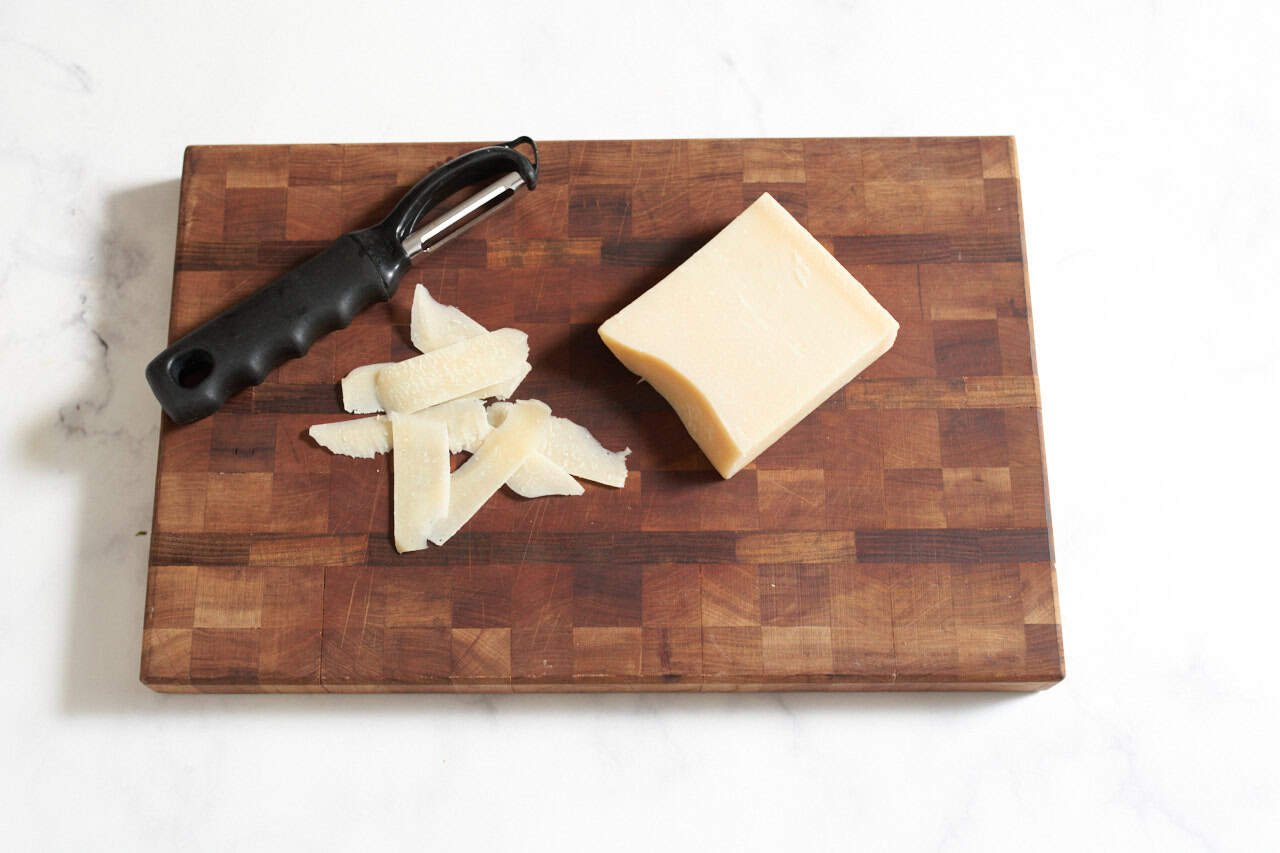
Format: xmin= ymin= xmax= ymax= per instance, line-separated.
xmin=531 ymin=564 xmax=563 ymax=649
xmin=772 ymin=480 xmax=821 ymax=508
xmin=531 ymin=268 xmax=547 ymax=318
xmin=361 ymin=577 xmax=374 ymax=646
xmin=457 ymin=629 xmax=483 ymax=666
xmin=341 ymin=575 xmax=359 ymax=645
xmin=519 ymin=498 xmax=546 ymax=568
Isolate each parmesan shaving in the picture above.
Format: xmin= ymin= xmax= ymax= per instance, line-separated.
xmin=410 ymin=284 xmax=487 ymax=352
xmin=308 ymin=399 xmax=489 ymax=459
xmin=307 ymin=290 xmax=633 ymax=550
xmin=506 ymin=452 xmax=585 ymax=498
xmin=375 ymin=328 xmax=529 ymax=414
xmin=390 ymin=414 xmax=450 ymax=553
xmin=426 ymin=399 xmax=550 ymax=545
xmin=544 ymin=416 xmax=630 ymax=488
xmin=340 ymin=362 xmax=393 ymax=414
xmin=474 ymin=360 xmax=531 ymax=400
xmin=308 ymin=416 xmax=391 ymax=458
xmin=488 ymin=403 xmax=630 ymax=488
xmin=424 ymin=397 xmax=491 ymax=454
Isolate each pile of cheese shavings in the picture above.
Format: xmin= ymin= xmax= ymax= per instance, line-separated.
xmin=309 ymin=285 xmax=630 ymax=552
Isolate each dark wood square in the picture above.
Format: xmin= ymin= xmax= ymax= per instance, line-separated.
xmin=142 ymin=137 xmax=1060 ymax=692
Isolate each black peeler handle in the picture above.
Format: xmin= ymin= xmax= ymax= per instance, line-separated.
xmin=146 ymin=137 xmax=538 ymax=424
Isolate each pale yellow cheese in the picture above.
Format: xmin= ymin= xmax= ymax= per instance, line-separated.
xmin=308 ymin=416 xmax=391 ymax=458
xmin=341 ymin=359 xmax=516 ymax=416
xmin=409 ymin=285 xmax=530 ymax=400
xmin=390 ymin=414 xmax=450 ymax=553
xmin=475 ymin=360 xmax=531 ymax=401
xmin=505 ymin=452 xmax=585 ymax=498
xmin=375 ymin=328 xmax=529 ymax=414
xmin=340 ymin=362 xmax=393 ymax=414
xmin=427 ymin=399 xmax=551 ymax=545
xmin=308 ymin=398 xmax=490 ymax=459
xmin=410 ymin=284 xmax=487 ymax=352
xmin=487 ymin=403 xmax=629 ymax=489
xmin=543 ymin=416 xmax=630 ymax=488
xmin=598 ymin=193 xmax=898 ymax=479
xmin=485 ymin=402 xmax=577 ymax=496
xmin=422 ymin=397 xmax=492 ymax=454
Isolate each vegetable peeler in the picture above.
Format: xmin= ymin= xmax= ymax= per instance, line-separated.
xmin=146 ymin=136 xmax=539 ymax=424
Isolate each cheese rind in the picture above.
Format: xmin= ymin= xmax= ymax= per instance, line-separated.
xmin=375 ymin=328 xmax=529 ymax=414
xmin=410 ymin=284 xmax=487 ymax=352
xmin=427 ymin=399 xmax=551 ymax=545
xmin=598 ymin=193 xmax=898 ymax=478
xmin=308 ymin=416 xmax=391 ymax=458
xmin=390 ymin=414 xmax=450 ymax=553
xmin=340 ymin=362 xmax=393 ymax=414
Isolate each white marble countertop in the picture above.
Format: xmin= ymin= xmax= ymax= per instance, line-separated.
xmin=2 ymin=1 xmax=1277 ymax=849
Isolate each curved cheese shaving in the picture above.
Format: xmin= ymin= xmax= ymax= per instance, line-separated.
xmin=410 ymin=284 xmax=488 ymax=352
xmin=488 ymin=403 xmax=630 ymax=488
xmin=375 ymin=328 xmax=529 ymax=414
xmin=506 ymin=452 xmax=585 ymax=498
xmin=390 ymin=414 xmax=450 ymax=553
xmin=308 ymin=416 xmax=391 ymax=458
xmin=427 ymin=400 xmax=551 ymax=545
xmin=340 ymin=362 xmax=393 ymax=414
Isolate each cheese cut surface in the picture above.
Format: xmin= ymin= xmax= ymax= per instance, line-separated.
xmin=390 ymin=414 xmax=450 ymax=553
xmin=410 ymin=284 xmax=488 ymax=352
xmin=598 ymin=192 xmax=899 ymax=478
xmin=375 ymin=328 xmax=529 ymax=414
xmin=340 ymin=362 xmax=392 ymax=414
xmin=427 ymin=399 xmax=551 ymax=545
xmin=308 ymin=416 xmax=391 ymax=458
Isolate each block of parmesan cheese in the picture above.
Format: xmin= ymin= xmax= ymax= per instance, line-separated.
xmin=375 ymin=328 xmax=528 ymax=414
xmin=598 ymin=193 xmax=898 ymax=479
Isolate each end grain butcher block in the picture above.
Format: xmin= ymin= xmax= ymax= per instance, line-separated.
xmin=142 ymin=137 xmax=1062 ymax=693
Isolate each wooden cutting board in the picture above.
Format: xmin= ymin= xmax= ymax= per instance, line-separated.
xmin=141 ymin=137 xmax=1062 ymax=692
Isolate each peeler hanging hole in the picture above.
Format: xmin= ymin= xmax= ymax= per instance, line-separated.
xmin=170 ymin=348 xmax=214 ymax=389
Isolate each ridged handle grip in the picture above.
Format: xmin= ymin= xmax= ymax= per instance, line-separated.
xmin=146 ymin=138 xmax=539 ymax=425
xmin=146 ymin=231 xmax=404 ymax=424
